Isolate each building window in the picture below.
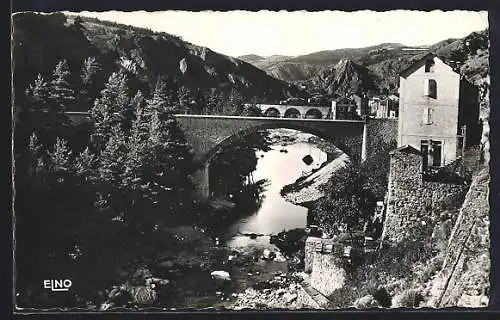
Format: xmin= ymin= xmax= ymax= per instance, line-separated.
xmin=421 ymin=140 xmax=443 ymax=170
xmin=425 ymin=59 xmax=435 ymax=72
xmin=424 ymin=79 xmax=437 ymax=98
xmin=422 ymin=107 xmax=433 ymax=125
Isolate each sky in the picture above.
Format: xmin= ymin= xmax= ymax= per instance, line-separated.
xmin=70 ymin=10 xmax=489 ymax=58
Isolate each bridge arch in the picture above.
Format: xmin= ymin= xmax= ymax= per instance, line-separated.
xmin=264 ymin=107 xmax=281 ymax=118
xmin=304 ymin=108 xmax=323 ymax=119
xmin=283 ymin=108 xmax=301 ymax=118
xmin=201 ymin=123 xmax=357 ymax=165
xmin=176 ymin=116 xmax=368 ymax=199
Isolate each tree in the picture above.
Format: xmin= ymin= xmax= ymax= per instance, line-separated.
xmin=98 ymin=125 xmax=128 ymax=186
xmin=49 ymin=59 xmax=76 ymax=111
xmin=73 ymin=147 xmax=97 ymax=178
xmin=146 ymin=76 xmax=179 ymax=116
xmin=177 ymin=85 xmax=194 ymax=114
xmin=72 ymin=16 xmax=85 ymax=34
xmin=225 ymin=88 xmax=245 ymax=116
xmin=241 ymin=102 xmax=262 ymax=117
xmin=314 ymin=164 xmax=376 ymax=236
xmin=25 ymin=74 xmax=50 ymax=111
xmin=90 ymin=71 xmax=130 ymax=151
xmin=48 ymin=137 xmax=72 ymax=172
xmin=23 ymin=73 xmax=70 ymax=146
xmin=27 ymin=132 xmax=45 ymax=177
xmin=205 ymin=90 xmax=225 ymax=115
xmin=80 ymin=57 xmax=102 ymax=92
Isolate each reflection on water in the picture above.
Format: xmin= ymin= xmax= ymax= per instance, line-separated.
xmin=226 ymin=141 xmax=327 ymax=248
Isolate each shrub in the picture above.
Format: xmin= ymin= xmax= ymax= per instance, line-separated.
xmin=392 ymin=289 xmax=424 ymax=308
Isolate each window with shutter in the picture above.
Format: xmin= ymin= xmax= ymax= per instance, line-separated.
xmin=422 ymin=107 xmax=433 ymax=125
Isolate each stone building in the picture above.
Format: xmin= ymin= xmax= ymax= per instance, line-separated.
xmin=397 ymin=53 xmax=480 ymax=169
xmin=352 ymin=94 xmax=370 ymax=117
xmin=381 ymin=53 xmax=480 ymax=242
xmin=369 ymin=96 xmax=399 ymax=118
xmin=381 ymin=145 xmax=468 ymax=242
xmin=330 ymin=96 xmax=360 ymax=120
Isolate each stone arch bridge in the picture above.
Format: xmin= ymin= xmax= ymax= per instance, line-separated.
xmin=65 ymin=112 xmax=384 ymax=199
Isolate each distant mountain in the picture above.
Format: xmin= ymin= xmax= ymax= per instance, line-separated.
xmin=240 ymin=32 xmax=489 ymax=95
xmin=240 ymin=43 xmax=410 ymax=82
xmin=305 ymin=59 xmax=375 ymax=96
xmin=12 ymin=12 xmax=299 ymax=109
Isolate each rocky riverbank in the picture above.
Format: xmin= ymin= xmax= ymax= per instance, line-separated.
xmin=267 ymin=128 xmax=350 ymax=205
xmin=282 ymin=153 xmax=350 ymax=204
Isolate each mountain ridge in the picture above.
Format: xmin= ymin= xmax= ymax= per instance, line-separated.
xmin=12 ymin=12 xmax=300 ymax=109
xmin=239 ymin=32 xmax=488 ymax=92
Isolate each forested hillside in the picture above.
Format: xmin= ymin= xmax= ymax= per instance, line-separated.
xmin=12 ymin=12 xmax=299 ymax=112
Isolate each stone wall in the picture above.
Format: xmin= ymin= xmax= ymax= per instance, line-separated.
xmin=426 ymin=109 xmax=490 ymax=307
xmin=304 ymin=237 xmax=348 ymax=298
xmin=427 ymin=167 xmax=490 ymax=307
xmin=310 ymin=254 xmax=347 ymax=297
xmin=366 ymin=118 xmax=398 ymax=152
xmin=296 ymin=282 xmax=331 ymax=309
xmin=382 ymin=147 xmax=469 ymax=242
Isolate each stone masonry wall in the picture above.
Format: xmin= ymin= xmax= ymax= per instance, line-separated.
xmin=427 ymin=167 xmax=490 ymax=307
xmin=310 ymin=254 xmax=347 ymax=298
xmin=304 ymin=237 xmax=348 ymax=298
xmin=382 ymin=149 xmax=469 ymax=242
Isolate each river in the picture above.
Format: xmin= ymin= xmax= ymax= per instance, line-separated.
xmin=163 ymin=130 xmax=332 ymax=309
xmin=224 ymin=132 xmax=328 ymax=251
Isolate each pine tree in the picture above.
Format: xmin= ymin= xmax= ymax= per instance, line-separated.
xmin=48 ymin=137 xmax=72 ymax=172
xmin=146 ymin=77 xmax=180 ymax=117
xmin=27 ymin=132 xmax=45 ymax=176
xmin=72 ymin=16 xmax=85 ymax=33
xmin=90 ymin=71 xmax=130 ymax=150
xmin=81 ymin=56 xmax=102 ymax=87
xmin=25 ymin=74 xmax=50 ymax=111
xmin=122 ymin=101 xmax=150 ymax=193
xmin=98 ymin=125 xmax=128 ymax=185
xmin=225 ymin=88 xmax=245 ymax=116
xmin=142 ymin=80 xmax=195 ymax=213
xmin=73 ymin=147 xmax=97 ymax=178
xmin=192 ymin=89 xmax=205 ymax=115
xmin=80 ymin=57 xmax=103 ymax=111
xmin=177 ymin=86 xmax=194 ymax=114
xmin=49 ymin=59 xmax=76 ymax=111
xmin=206 ymin=90 xmax=225 ymax=115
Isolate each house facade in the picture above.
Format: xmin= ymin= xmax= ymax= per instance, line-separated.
xmin=330 ymin=96 xmax=360 ymax=120
xmin=397 ymin=53 xmax=479 ymax=169
xmin=369 ymin=95 xmax=399 ymax=118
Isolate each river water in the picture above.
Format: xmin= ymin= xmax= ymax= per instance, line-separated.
xmin=225 ymin=135 xmax=327 ymax=250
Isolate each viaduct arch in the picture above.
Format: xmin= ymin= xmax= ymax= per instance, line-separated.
xmin=252 ymin=104 xmax=331 ymax=119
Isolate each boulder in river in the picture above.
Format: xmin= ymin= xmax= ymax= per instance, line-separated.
xmin=262 ymin=249 xmax=276 ymax=260
xmin=210 ymin=270 xmax=231 ymax=282
xmin=302 ymin=155 xmax=313 ymax=165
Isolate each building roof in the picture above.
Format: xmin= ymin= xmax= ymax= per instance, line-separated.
xmin=335 ymin=96 xmax=356 ymax=104
xmin=399 ymin=52 xmax=438 ymax=78
xmin=389 ymin=145 xmax=422 ymax=156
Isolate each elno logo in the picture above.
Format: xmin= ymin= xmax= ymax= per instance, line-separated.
xmin=43 ymin=279 xmax=72 ymax=292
